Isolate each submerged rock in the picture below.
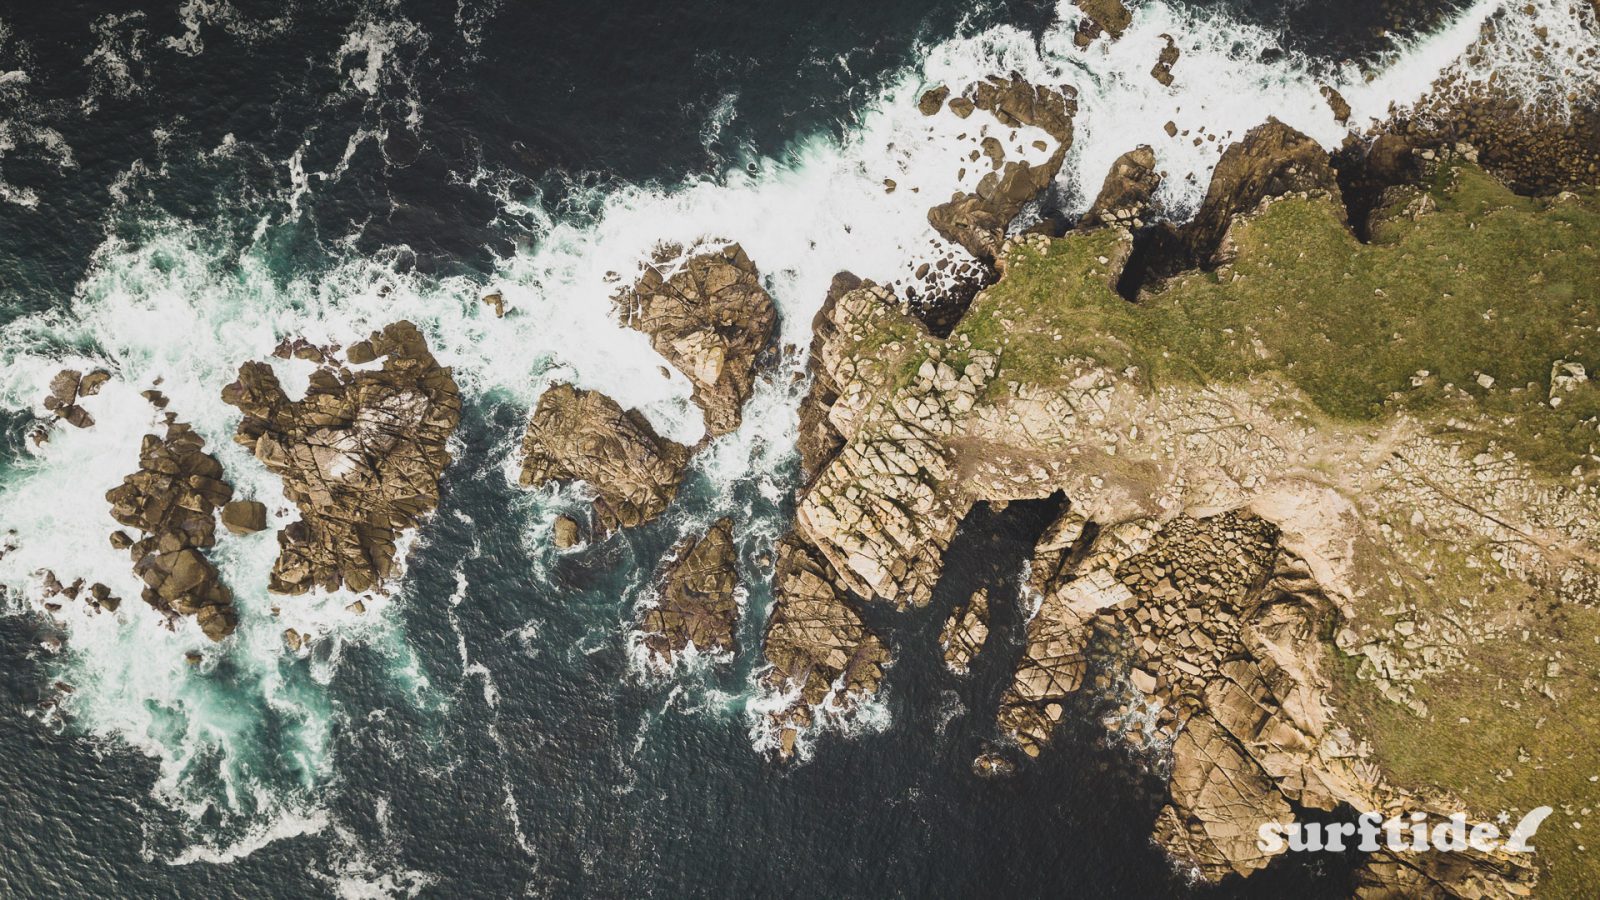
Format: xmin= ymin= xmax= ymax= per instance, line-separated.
xmin=617 ymin=243 xmax=778 ymax=439
xmin=105 ymin=421 xmax=238 ymax=641
xmin=222 ymin=320 xmax=461 ymax=595
xmin=637 ymin=517 xmax=740 ymax=667
xmin=518 ymin=383 xmax=689 ymax=535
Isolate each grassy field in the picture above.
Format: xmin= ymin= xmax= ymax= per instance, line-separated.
xmin=954 ymin=163 xmax=1600 ymax=475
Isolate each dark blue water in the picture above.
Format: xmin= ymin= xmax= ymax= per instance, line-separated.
xmin=0 ymin=0 xmax=1464 ymax=896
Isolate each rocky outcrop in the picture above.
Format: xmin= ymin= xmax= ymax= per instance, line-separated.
xmin=637 ymin=518 xmax=740 ymax=666
xmin=760 ymin=537 xmax=889 ymax=759
xmin=1073 ymin=0 xmax=1131 ymax=47
xmin=1182 ymin=119 xmax=1340 ymax=267
xmin=42 ymin=368 xmax=109 ymax=429
xmin=221 ymin=321 xmax=461 ymax=595
xmin=1151 ymin=36 xmax=1179 ymax=86
xmin=792 ymin=280 xmax=989 ymax=607
xmin=938 ymin=588 xmax=989 ymax=675
xmin=1081 ymin=145 xmax=1161 ymax=229
xmin=1125 ymin=119 xmax=1341 ymax=292
xmin=518 ymin=383 xmax=689 ymax=535
xmin=928 ymin=76 xmax=1076 ymax=262
xmin=617 ymin=243 xmax=778 ymax=439
xmin=105 ymin=421 xmax=238 ymax=641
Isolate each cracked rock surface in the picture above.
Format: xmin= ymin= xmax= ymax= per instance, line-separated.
xmin=222 ymin=320 xmax=461 ymax=595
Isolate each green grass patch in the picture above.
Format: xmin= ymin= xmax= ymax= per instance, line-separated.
xmin=953 ymin=163 xmax=1600 ymax=474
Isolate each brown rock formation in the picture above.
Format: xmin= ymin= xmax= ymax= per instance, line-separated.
xmin=105 ymin=421 xmax=238 ymax=641
xmin=617 ymin=243 xmax=778 ymax=438
xmin=551 ymin=515 xmax=582 ymax=549
xmin=1182 ymin=119 xmax=1340 ymax=267
xmin=1128 ymin=119 xmax=1340 ymax=291
xmin=928 ymin=76 xmax=1077 ymax=261
xmin=42 ymin=368 xmax=110 ymax=429
xmin=221 ymin=320 xmax=461 ymax=595
xmin=917 ymin=86 xmax=949 ymax=116
xmin=1321 ymin=84 xmax=1352 ymax=124
xmin=1081 ymin=145 xmax=1162 ymax=229
xmin=938 ymin=588 xmax=989 ymax=675
xmin=1073 ymin=0 xmax=1132 ymax=47
xmin=518 ymin=383 xmax=689 ymax=535
xmin=1151 ymin=36 xmax=1179 ymax=86
xmin=760 ymin=537 xmax=889 ymax=759
xmin=221 ymin=500 xmax=267 ymax=535
xmin=637 ymin=518 xmax=740 ymax=666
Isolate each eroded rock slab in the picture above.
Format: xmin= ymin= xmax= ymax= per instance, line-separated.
xmin=222 ymin=320 xmax=461 ymax=595
xmin=617 ymin=243 xmax=778 ymax=438
xmin=518 ymin=383 xmax=689 ymax=535
xmin=939 ymin=588 xmax=989 ymax=675
xmin=760 ymin=537 xmax=889 ymax=759
xmin=638 ymin=517 xmax=740 ymax=667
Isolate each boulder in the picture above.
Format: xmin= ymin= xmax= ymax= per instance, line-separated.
xmin=221 ymin=320 xmax=461 ymax=595
xmin=220 ymin=500 xmax=268 ymax=535
xmin=551 ymin=515 xmax=581 ymax=549
xmin=518 ymin=383 xmax=689 ymax=535
xmin=617 ymin=243 xmax=777 ymax=438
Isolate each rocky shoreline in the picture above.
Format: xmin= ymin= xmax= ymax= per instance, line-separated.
xmin=10 ymin=6 xmax=1598 ymax=893
xmin=733 ymin=59 xmax=1598 ymax=893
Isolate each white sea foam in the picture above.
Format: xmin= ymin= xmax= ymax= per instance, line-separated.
xmin=0 ymin=0 xmax=1591 ymax=859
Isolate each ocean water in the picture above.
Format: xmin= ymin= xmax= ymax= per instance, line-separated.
xmin=0 ymin=0 xmax=1596 ymax=895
